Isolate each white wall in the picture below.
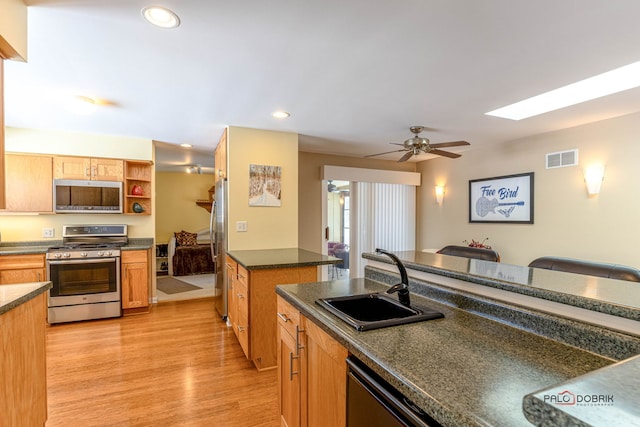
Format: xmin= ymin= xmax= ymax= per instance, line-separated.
xmin=417 ymin=111 xmax=640 ymax=268
xmin=227 ymin=126 xmax=298 ymax=250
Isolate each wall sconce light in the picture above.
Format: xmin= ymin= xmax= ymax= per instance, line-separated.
xmin=584 ymin=165 xmax=605 ymax=196
xmin=435 ymin=185 xmax=445 ymax=205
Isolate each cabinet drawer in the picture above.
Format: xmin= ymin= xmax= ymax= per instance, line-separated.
xmin=0 ymin=254 xmax=46 ymax=270
xmin=225 ymin=256 xmax=238 ymax=273
xmin=277 ymin=295 xmax=301 ymax=338
xmin=237 ymin=265 xmax=248 ymax=286
xmin=235 ymin=280 xmax=249 ymax=313
xmin=122 ymin=250 xmax=147 ymax=263
xmin=236 ymin=301 xmax=250 ymax=357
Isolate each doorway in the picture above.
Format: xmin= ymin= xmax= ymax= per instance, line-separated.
xmin=327 ymin=180 xmax=350 ymax=280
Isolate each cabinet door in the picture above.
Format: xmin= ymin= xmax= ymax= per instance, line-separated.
xmin=4 ymin=154 xmax=53 ymax=212
xmin=122 ymin=262 xmax=148 ymax=308
xmin=303 ymin=317 xmax=348 ymax=427
xmin=226 ymin=257 xmax=238 ymax=332
xmin=0 ymin=268 xmax=46 ymax=285
xmin=235 ymin=280 xmax=250 ymax=358
xmin=0 ymin=254 xmax=46 ymax=285
xmin=92 ymin=158 xmax=123 ymax=181
xmin=278 ymin=320 xmax=301 ymax=427
xmin=54 ymin=156 xmax=91 ymax=180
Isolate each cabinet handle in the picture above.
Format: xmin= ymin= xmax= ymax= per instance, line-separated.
xmin=92 ymin=166 xmax=97 ymax=178
xmin=237 ymin=293 xmax=244 ymax=299
xmin=225 ymin=263 xmax=233 ymax=268
xmin=277 ymin=312 xmax=290 ymax=323
xmin=295 ymin=325 xmax=305 ymax=353
xmin=237 ymin=273 xmax=245 ymax=280
xmin=289 ymin=352 xmax=300 ymax=381
xmin=37 ymin=272 xmax=41 ymax=281
xmin=85 ymin=167 xmax=90 ymax=178
xmin=238 ymin=325 xmax=246 ymax=332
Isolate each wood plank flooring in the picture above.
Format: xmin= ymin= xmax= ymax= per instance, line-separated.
xmin=45 ymin=298 xmax=279 ymax=427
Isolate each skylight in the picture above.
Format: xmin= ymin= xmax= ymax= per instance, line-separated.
xmin=486 ymin=60 xmax=640 ymax=120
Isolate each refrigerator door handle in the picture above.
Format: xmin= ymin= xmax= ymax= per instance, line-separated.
xmin=210 ymin=200 xmax=216 ymax=262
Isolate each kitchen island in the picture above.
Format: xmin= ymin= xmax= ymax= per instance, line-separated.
xmin=226 ymin=248 xmax=339 ymax=370
xmin=276 ymin=251 xmax=640 ymax=426
xmin=0 ymin=281 xmax=52 ymax=427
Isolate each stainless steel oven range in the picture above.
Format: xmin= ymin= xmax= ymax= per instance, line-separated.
xmin=47 ymin=224 xmax=128 ymax=324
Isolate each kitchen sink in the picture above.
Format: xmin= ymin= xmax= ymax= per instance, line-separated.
xmin=316 ymin=293 xmax=444 ymax=331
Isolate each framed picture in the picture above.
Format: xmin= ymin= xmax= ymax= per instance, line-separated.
xmin=249 ymin=164 xmax=282 ymax=207
xmin=469 ymin=172 xmax=534 ymax=223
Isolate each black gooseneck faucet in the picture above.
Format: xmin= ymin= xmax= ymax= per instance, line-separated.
xmin=375 ymin=248 xmax=411 ymax=307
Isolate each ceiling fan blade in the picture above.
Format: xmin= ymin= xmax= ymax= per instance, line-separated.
xmin=364 ymin=148 xmax=407 ymax=158
xmin=430 ymin=149 xmax=462 ymax=159
xmin=390 ymin=142 xmax=406 ymax=146
xmin=398 ymin=151 xmax=414 ymax=162
xmin=429 ymin=140 xmax=470 ymax=148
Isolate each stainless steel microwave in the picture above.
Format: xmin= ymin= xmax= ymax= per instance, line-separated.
xmin=53 ymin=179 xmax=123 ymax=213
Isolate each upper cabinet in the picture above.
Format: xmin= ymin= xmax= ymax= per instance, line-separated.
xmin=3 ymin=153 xmax=53 ymax=213
xmin=0 ymin=0 xmax=28 ymax=61
xmin=124 ymin=160 xmax=152 ymax=215
xmin=54 ymin=156 xmax=123 ymax=181
xmin=214 ymin=128 xmax=227 ymax=185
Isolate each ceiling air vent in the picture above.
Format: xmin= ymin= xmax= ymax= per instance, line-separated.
xmin=546 ymin=149 xmax=578 ymax=169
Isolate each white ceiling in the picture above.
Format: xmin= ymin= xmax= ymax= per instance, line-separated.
xmin=5 ymin=1 xmax=640 ymax=170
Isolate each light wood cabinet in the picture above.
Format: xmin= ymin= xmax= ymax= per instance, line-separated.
xmin=54 ymin=156 xmax=123 ymax=181
xmin=227 ymin=258 xmax=317 ymax=370
xmin=124 ymin=160 xmax=152 ymax=215
xmin=121 ymin=250 xmax=149 ymax=311
xmin=277 ymin=296 xmax=347 ymax=427
xmin=3 ymin=153 xmax=53 ymax=212
xmin=0 ymin=292 xmax=48 ymax=426
xmin=214 ymin=128 xmax=227 ymax=185
xmin=0 ymin=60 xmax=5 ymax=210
xmin=0 ymin=254 xmax=46 ymax=285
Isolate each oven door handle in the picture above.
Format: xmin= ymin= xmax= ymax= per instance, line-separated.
xmin=48 ymin=258 xmax=117 ymax=265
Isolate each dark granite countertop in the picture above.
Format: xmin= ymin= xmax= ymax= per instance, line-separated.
xmin=363 ymin=251 xmax=640 ymax=322
xmin=0 ymin=238 xmax=154 ymax=255
xmin=0 ymin=282 xmax=52 ymax=316
xmin=276 ymin=278 xmax=614 ymax=427
xmin=523 ymin=354 xmax=640 ymax=426
xmin=227 ymin=248 xmax=339 ymax=270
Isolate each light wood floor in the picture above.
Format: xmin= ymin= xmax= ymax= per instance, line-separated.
xmin=45 ymin=298 xmax=279 ymax=427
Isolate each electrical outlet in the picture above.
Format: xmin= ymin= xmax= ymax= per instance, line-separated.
xmin=42 ymin=228 xmax=55 ymax=238
xmin=236 ymin=221 xmax=248 ymax=232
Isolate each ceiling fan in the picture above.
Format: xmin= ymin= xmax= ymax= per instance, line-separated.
xmin=365 ymin=126 xmax=470 ymax=162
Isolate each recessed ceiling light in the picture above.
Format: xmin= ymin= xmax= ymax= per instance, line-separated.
xmin=486 ymin=60 xmax=640 ymax=120
xmin=180 ymin=143 xmax=192 ymax=148
xmin=142 ymin=6 xmax=180 ymax=29
xmin=272 ymin=111 xmax=291 ymax=119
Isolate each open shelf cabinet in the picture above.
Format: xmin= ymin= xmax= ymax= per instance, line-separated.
xmin=124 ymin=160 xmax=153 ymax=215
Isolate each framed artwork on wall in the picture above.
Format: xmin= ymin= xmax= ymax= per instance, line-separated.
xmin=469 ymin=172 xmax=534 ymax=223
xmin=249 ymin=164 xmax=282 ymax=207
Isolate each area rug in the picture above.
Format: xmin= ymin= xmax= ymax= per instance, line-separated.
xmin=156 ymin=277 xmax=203 ymax=294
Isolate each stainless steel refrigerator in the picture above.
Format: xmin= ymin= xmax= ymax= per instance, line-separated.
xmin=211 ymin=178 xmax=228 ymax=319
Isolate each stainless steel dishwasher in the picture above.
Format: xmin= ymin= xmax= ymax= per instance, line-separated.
xmin=347 ymin=356 xmax=442 ymax=427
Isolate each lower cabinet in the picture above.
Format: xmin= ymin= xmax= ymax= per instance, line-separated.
xmin=277 ymin=295 xmax=347 ymax=427
xmin=121 ymin=250 xmax=149 ymax=312
xmin=0 ymin=254 xmax=46 ymax=285
xmin=228 ymin=256 xmax=317 ymax=370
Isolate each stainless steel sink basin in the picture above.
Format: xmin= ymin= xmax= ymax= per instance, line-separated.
xmin=316 ymin=293 xmax=444 ymax=331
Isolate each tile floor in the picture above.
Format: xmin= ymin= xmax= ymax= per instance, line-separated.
xmin=156 ymin=273 xmax=217 ymax=302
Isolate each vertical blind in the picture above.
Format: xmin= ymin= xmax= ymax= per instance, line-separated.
xmin=351 ymin=182 xmax=416 ymax=277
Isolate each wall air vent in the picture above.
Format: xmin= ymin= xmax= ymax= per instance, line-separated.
xmin=546 ymin=149 xmax=578 ymax=169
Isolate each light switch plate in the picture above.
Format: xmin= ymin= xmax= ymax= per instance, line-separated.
xmin=42 ymin=228 xmax=55 ymax=238
xmin=236 ymin=221 xmax=248 ymax=232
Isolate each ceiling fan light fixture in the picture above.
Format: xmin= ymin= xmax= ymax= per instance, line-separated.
xmin=180 ymin=143 xmax=192 ymax=148
xmin=142 ymin=6 xmax=180 ymax=29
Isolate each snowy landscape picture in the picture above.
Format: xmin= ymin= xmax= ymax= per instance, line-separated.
xmin=249 ymin=164 xmax=282 ymax=207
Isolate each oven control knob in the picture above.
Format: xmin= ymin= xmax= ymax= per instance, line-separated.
xmin=63 ymin=253 xmax=71 ymax=258
xmin=54 ymin=253 xmax=62 ymax=259
xmin=98 ymin=251 xmax=104 ymax=257
xmin=80 ymin=252 xmax=88 ymax=258
xmin=106 ymin=251 xmax=113 ymax=256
